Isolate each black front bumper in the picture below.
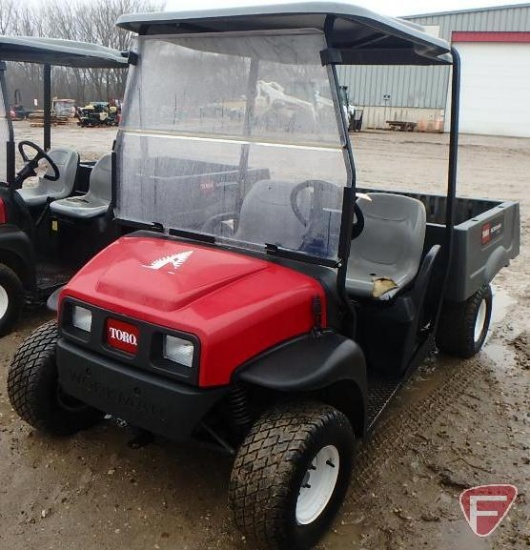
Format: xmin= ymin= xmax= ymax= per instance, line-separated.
xmin=57 ymin=338 xmax=229 ymax=441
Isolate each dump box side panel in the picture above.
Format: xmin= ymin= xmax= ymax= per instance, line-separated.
xmin=446 ymin=201 xmax=520 ymax=302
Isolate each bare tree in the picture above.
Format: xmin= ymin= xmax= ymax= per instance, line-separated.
xmin=0 ymin=0 xmax=18 ymax=35
xmin=3 ymin=0 xmax=163 ymax=107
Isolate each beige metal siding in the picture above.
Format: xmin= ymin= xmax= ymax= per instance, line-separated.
xmin=413 ymin=4 xmax=530 ymax=38
xmin=339 ymin=4 xmax=530 ymax=111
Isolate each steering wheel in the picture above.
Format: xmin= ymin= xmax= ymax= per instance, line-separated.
xmin=290 ymin=179 xmax=365 ymax=238
xmin=17 ymin=140 xmax=60 ymax=182
xmin=351 ymin=201 xmax=365 ymax=239
xmin=290 ymin=179 xmax=339 ymax=225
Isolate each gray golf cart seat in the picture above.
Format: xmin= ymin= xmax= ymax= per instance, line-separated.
xmin=17 ymin=147 xmax=79 ymax=207
xmin=346 ymin=193 xmax=426 ymax=300
xmin=50 ymin=154 xmax=112 ymax=219
xmin=234 ymin=179 xmax=310 ymax=250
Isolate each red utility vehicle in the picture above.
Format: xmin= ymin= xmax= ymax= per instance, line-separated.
xmin=8 ymin=3 xmax=519 ymax=549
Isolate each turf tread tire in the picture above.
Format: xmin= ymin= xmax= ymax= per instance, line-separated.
xmin=436 ymin=283 xmax=492 ymax=358
xmin=229 ymin=401 xmax=354 ymax=550
xmin=7 ymin=320 xmax=103 ymax=435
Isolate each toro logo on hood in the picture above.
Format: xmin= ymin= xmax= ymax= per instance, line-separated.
xmin=106 ymin=318 xmax=140 ymax=355
xmin=142 ymin=251 xmax=193 ymax=273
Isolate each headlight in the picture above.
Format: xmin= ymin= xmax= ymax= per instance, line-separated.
xmin=72 ymin=305 xmax=92 ymax=332
xmin=163 ymin=335 xmax=194 ymax=367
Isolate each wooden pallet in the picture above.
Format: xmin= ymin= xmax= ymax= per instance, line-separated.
xmin=30 ymin=121 xmax=70 ymax=127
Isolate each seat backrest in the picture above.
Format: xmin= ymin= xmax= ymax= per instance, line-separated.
xmin=33 ymin=147 xmax=79 ymax=199
xmin=235 ymin=179 xmax=310 ymax=250
xmin=351 ymin=192 xmax=426 ymax=280
xmin=85 ymin=154 xmax=112 ymax=202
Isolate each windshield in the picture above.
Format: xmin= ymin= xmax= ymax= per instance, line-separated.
xmin=116 ymin=31 xmax=349 ymax=261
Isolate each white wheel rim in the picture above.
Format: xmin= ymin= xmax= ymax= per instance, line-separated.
xmin=296 ymin=445 xmax=340 ymax=525
xmin=474 ymin=299 xmax=487 ymax=343
xmin=0 ymin=284 xmax=8 ymax=319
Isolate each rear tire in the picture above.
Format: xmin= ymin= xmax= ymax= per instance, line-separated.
xmin=7 ymin=320 xmax=104 ymax=435
xmin=229 ymin=401 xmax=355 ymax=550
xmin=0 ymin=264 xmax=24 ymax=337
xmin=436 ymin=284 xmax=493 ymax=358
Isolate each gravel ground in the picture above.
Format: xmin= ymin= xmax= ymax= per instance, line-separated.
xmin=0 ymin=122 xmax=528 ymax=550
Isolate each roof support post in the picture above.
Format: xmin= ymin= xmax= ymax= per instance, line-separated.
xmin=43 ymin=63 xmax=51 ymax=151
xmin=444 ymin=48 xmax=460 ymax=268
xmin=237 ymin=56 xmax=259 ymax=207
xmin=0 ymin=61 xmax=15 ymax=185
xmin=437 ymin=46 xmax=460 ymax=307
xmin=446 ymin=47 xmax=460 ymax=231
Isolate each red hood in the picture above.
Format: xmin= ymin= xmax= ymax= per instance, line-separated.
xmin=61 ymin=235 xmax=327 ymax=386
xmin=87 ymin=237 xmax=268 ymax=311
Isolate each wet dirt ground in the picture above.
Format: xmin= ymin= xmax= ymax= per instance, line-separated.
xmin=0 ymin=123 xmax=529 ymax=549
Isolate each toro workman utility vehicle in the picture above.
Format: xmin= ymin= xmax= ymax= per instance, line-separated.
xmin=8 ymin=3 xmax=520 ymax=549
xmin=0 ymin=37 xmax=127 ymax=335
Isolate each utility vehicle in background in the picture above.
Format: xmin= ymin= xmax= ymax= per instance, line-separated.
xmin=8 ymin=3 xmax=520 ymax=549
xmin=0 ymin=37 xmax=127 ymax=335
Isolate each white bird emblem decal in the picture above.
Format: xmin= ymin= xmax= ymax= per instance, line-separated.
xmin=143 ymin=251 xmax=193 ymax=271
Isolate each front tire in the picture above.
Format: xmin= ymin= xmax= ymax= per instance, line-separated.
xmin=436 ymin=284 xmax=493 ymax=358
xmin=0 ymin=263 xmax=24 ymax=337
xmin=229 ymin=401 xmax=355 ymax=550
xmin=7 ymin=320 xmax=104 ymax=435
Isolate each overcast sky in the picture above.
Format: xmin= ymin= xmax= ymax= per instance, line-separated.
xmin=164 ymin=0 xmax=530 ymax=17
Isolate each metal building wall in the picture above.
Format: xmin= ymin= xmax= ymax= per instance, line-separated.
xmin=338 ymin=61 xmax=449 ymax=109
xmin=338 ymin=3 xmax=530 ymax=111
xmin=412 ymin=3 xmax=530 ymax=39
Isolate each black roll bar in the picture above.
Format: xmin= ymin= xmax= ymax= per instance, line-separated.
xmin=0 ymin=61 xmax=15 ymax=185
xmin=439 ymin=47 xmax=461 ymax=299
xmin=43 ymin=64 xmax=51 ymax=151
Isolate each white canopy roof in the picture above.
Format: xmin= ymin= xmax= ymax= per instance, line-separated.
xmin=0 ymin=36 xmax=127 ymax=68
xmin=117 ymin=1 xmax=452 ymax=66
